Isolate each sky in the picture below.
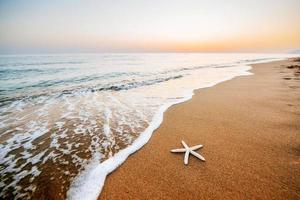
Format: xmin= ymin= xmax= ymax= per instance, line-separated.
xmin=0 ymin=0 xmax=300 ymax=54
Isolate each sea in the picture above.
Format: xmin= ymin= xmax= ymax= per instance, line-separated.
xmin=0 ymin=53 xmax=296 ymax=199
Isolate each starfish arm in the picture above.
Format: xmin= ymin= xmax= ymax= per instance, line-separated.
xmin=181 ymin=140 xmax=189 ymax=149
xmin=190 ymin=144 xmax=203 ymax=151
xmin=184 ymin=151 xmax=190 ymax=165
xmin=190 ymin=151 xmax=205 ymax=161
xmin=170 ymin=148 xmax=186 ymax=153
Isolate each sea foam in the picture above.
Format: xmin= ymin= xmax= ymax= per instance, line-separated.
xmin=67 ymin=64 xmax=254 ymax=200
xmin=67 ymin=56 xmax=291 ymax=199
xmin=0 ymin=53 xmax=294 ymax=199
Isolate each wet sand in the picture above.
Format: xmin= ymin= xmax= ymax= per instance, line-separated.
xmin=99 ymin=58 xmax=300 ymax=200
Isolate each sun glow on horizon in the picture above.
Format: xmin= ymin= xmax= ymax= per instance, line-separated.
xmin=0 ymin=0 xmax=300 ymax=53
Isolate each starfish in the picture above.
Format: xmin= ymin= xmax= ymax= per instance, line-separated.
xmin=170 ymin=140 xmax=205 ymax=165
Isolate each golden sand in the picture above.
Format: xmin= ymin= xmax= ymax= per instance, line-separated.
xmin=99 ymin=59 xmax=300 ymax=199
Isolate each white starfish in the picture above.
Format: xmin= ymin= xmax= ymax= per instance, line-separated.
xmin=170 ymin=140 xmax=205 ymax=165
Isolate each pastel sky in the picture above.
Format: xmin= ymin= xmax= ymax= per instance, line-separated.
xmin=0 ymin=0 xmax=299 ymax=53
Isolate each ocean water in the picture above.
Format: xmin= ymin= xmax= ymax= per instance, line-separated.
xmin=0 ymin=53 xmax=295 ymax=199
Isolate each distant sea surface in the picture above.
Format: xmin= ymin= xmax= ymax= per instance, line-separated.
xmin=0 ymin=53 xmax=295 ymax=199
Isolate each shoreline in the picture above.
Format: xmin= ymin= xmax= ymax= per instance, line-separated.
xmin=68 ymin=61 xmax=256 ymax=199
xmin=98 ymin=58 xmax=300 ymax=199
xmin=1 ymin=55 xmax=295 ymax=199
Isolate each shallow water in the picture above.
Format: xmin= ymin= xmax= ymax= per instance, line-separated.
xmin=0 ymin=53 xmax=294 ymax=199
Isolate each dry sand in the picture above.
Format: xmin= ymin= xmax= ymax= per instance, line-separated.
xmin=99 ymin=59 xmax=300 ymax=200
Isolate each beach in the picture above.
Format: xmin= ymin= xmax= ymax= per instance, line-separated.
xmin=99 ymin=58 xmax=300 ymax=199
xmin=1 ymin=55 xmax=299 ymax=199
xmin=1 ymin=1 xmax=300 ymax=199
xmin=2 ymin=54 xmax=285 ymax=199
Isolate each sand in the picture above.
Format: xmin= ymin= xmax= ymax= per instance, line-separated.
xmin=98 ymin=58 xmax=300 ymax=200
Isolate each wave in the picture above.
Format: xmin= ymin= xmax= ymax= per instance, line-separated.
xmin=0 ymin=61 xmax=85 ymax=67
xmin=68 ymin=57 xmax=290 ymax=200
xmin=0 ymin=54 xmax=293 ymax=199
xmin=0 ymin=74 xmax=183 ymax=107
xmin=67 ymin=64 xmax=253 ymax=200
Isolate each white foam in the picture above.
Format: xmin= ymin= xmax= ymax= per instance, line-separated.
xmin=67 ymin=64 xmax=256 ymax=200
xmin=1 ymin=54 xmax=293 ymax=198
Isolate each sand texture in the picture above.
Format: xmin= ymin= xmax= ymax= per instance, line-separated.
xmin=99 ymin=58 xmax=300 ymax=200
